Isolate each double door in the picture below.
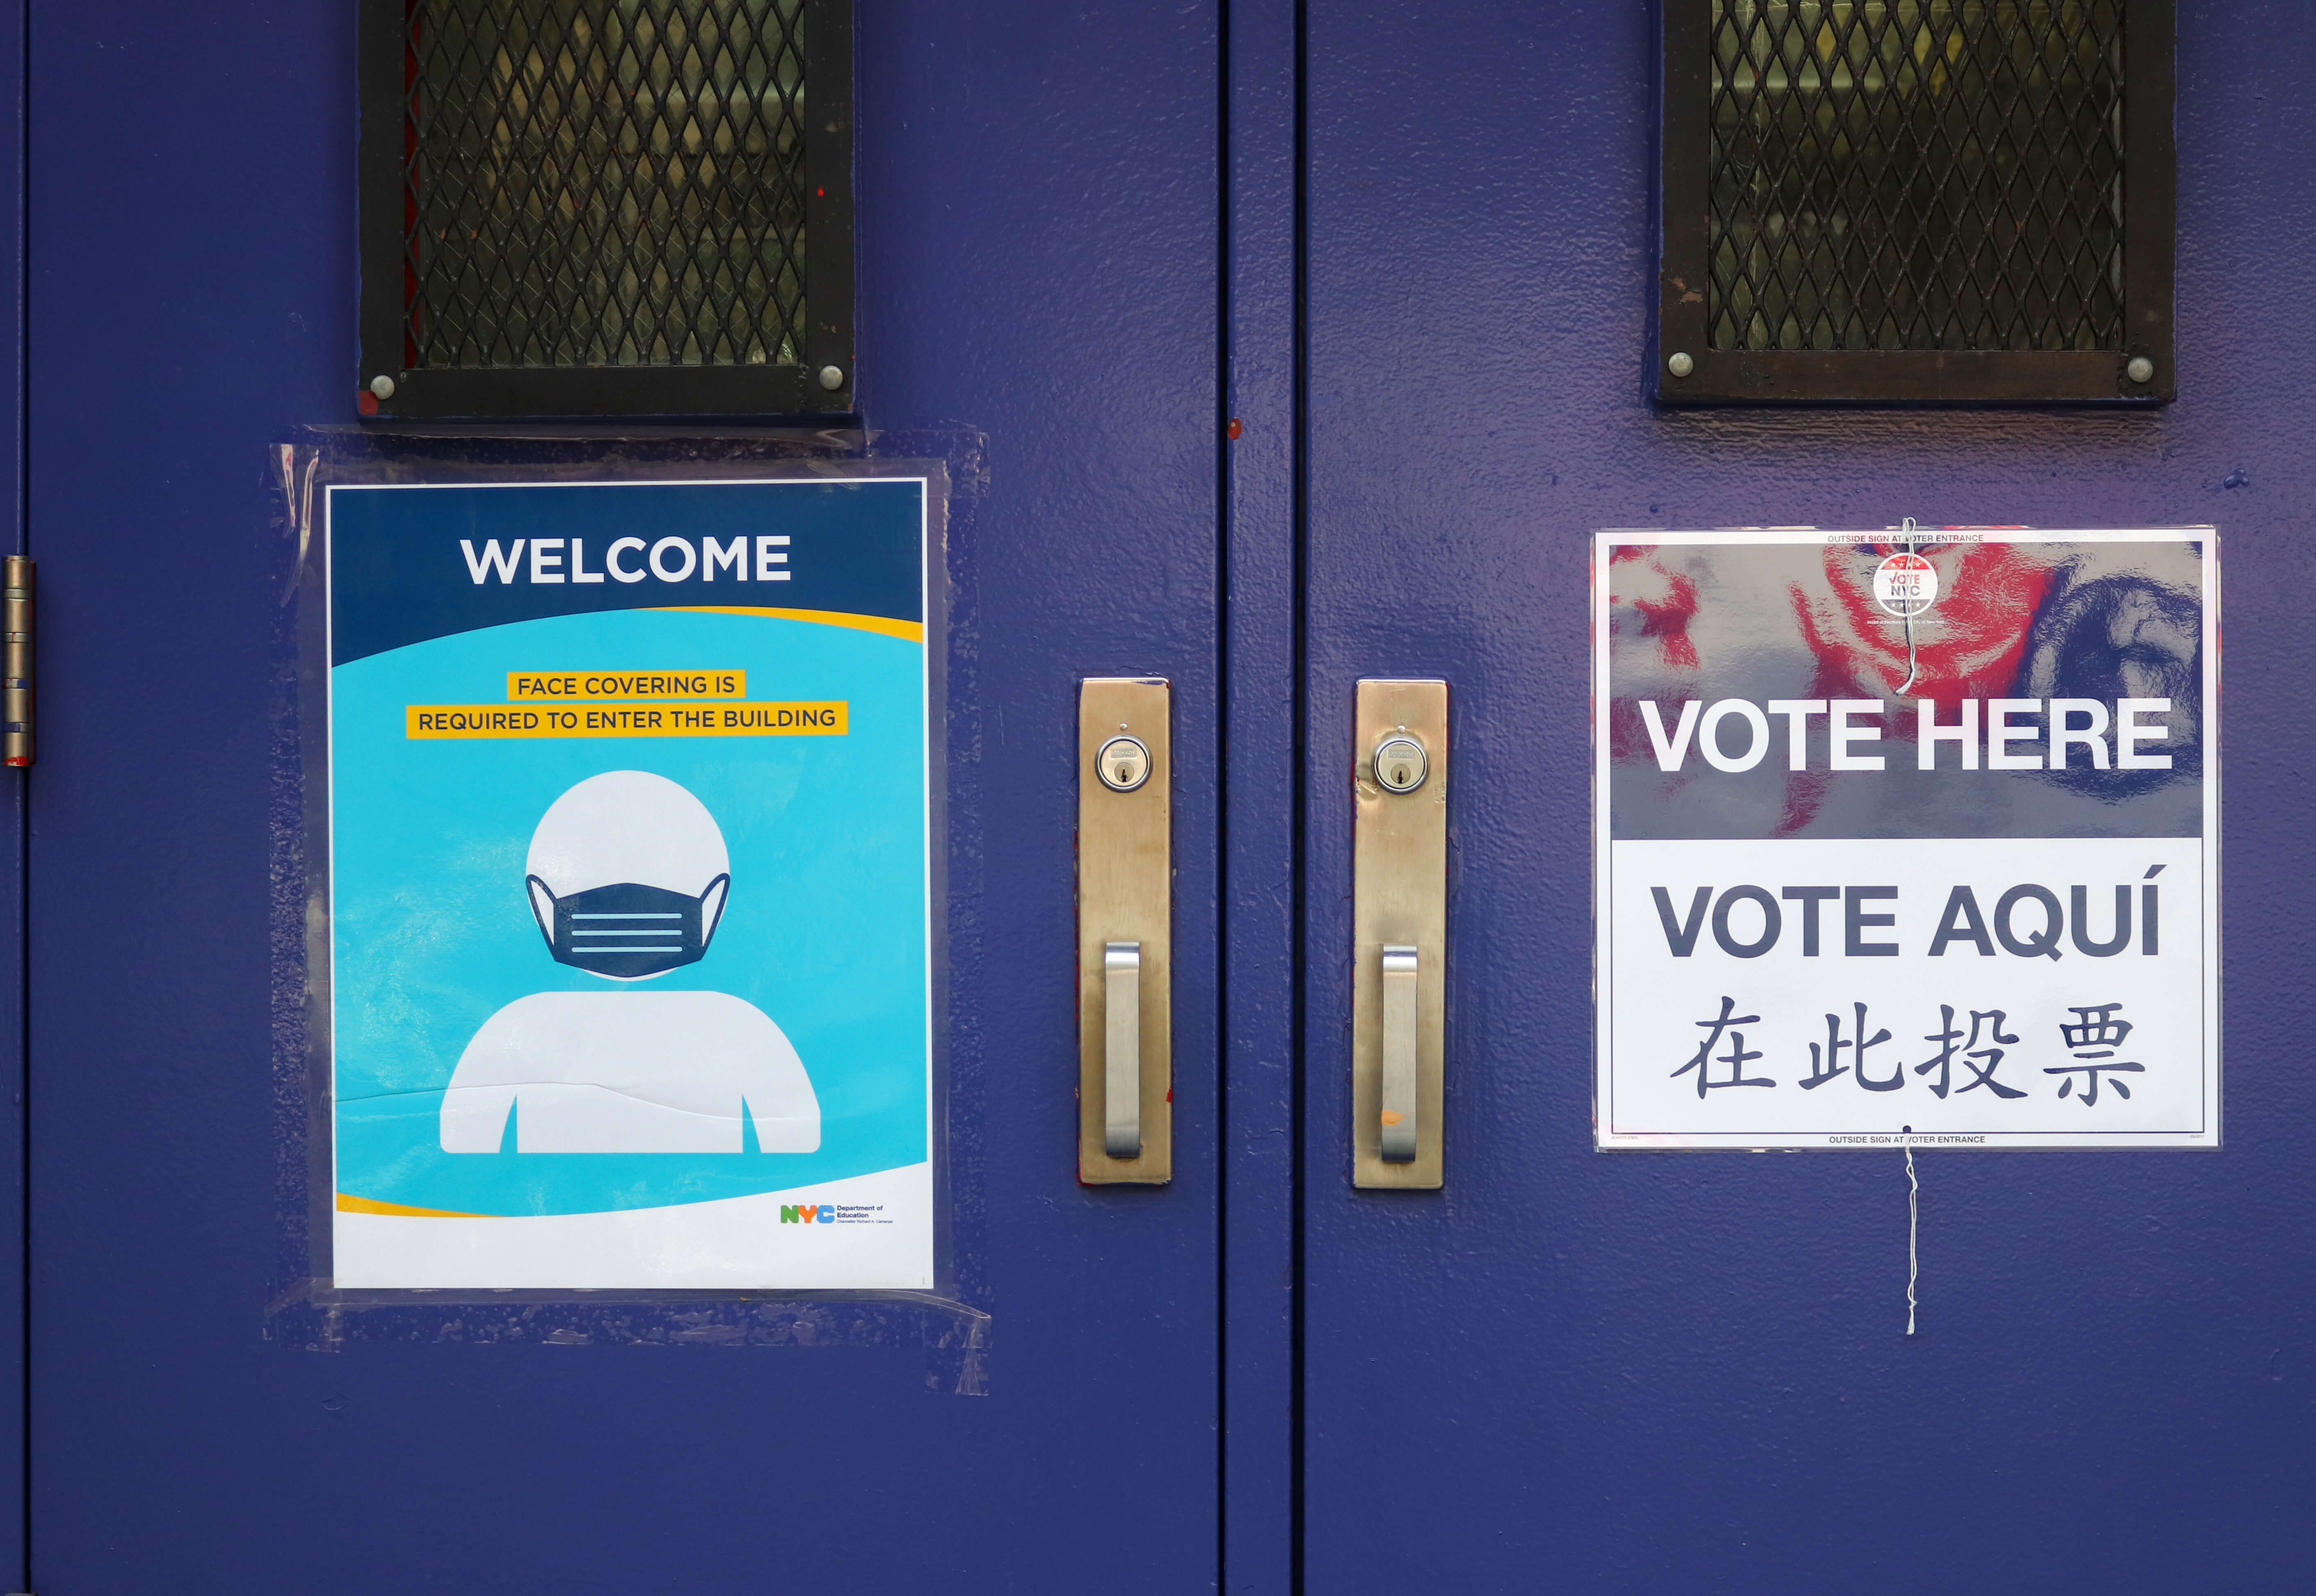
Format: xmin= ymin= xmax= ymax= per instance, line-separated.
xmin=18 ymin=2 xmax=2316 ymax=1592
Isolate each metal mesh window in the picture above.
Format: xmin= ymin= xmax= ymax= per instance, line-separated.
xmin=360 ymin=0 xmax=853 ymax=417
xmin=1660 ymin=0 xmax=2173 ymax=403
xmin=1710 ymin=0 xmax=2122 ymax=352
xmin=408 ymin=0 xmax=808 ymax=369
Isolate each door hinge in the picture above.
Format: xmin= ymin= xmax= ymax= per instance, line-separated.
xmin=4 ymin=554 xmax=32 ymax=767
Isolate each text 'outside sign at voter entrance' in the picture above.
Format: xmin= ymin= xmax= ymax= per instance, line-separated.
xmin=1593 ymin=530 xmax=2218 ymax=1150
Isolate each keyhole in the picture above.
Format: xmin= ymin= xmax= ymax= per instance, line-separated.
xmin=1098 ymin=735 xmax=1150 ymax=792
xmin=1373 ymin=734 xmax=1426 ymax=793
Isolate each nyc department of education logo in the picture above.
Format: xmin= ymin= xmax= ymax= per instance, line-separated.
xmin=779 ymin=1201 xmax=893 ymax=1226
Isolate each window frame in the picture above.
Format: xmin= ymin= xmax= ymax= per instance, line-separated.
xmin=356 ymin=0 xmax=855 ymax=420
xmin=1657 ymin=0 xmax=2174 ymax=405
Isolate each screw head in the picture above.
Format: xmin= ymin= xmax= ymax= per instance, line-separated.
xmin=818 ymin=364 xmax=846 ymax=392
xmin=2125 ymin=355 xmax=2155 ymax=385
xmin=1665 ymin=351 xmax=1694 ymax=378
xmin=368 ymin=374 xmax=397 ymax=400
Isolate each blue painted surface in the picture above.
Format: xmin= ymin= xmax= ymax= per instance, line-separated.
xmin=0 ymin=0 xmax=23 ymax=1585
xmin=30 ymin=0 xmax=2309 ymax=1588
xmin=27 ymin=3 xmax=1221 ymax=1593
xmin=1303 ymin=3 xmax=2316 ymax=1591
xmin=1223 ymin=2 xmax=1298 ymax=1592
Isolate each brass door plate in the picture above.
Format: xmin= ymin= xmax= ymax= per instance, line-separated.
xmin=1353 ymin=679 xmax=1446 ymax=1188
xmin=1078 ymin=678 xmax=1171 ymax=1184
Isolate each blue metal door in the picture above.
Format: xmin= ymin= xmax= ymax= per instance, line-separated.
xmin=1298 ymin=5 xmax=2315 ymax=1591
xmin=25 ymin=2 xmax=1227 ymax=1591
xmin=31 ymin=2 xmax=2313 ymax=1591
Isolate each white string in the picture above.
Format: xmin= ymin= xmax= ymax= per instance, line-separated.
xmin=1897 ymin=517 xmax=1922 ymax=695
xmin=1904 ymin=1141 xmax=1919 ymax=1336
xmin=1892 ymin=519 xmax=1923 ymax=1326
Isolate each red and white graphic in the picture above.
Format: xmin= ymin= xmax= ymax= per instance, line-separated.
xmin=1872 ymin=551 xmax=1940 ymax=617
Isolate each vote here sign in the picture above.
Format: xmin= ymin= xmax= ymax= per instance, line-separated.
xmin=1593 ymin=529 xmax=2218 ymax=1150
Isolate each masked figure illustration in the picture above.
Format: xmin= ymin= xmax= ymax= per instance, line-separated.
xmin=440 ymin=770 xmax=821 ymax=1154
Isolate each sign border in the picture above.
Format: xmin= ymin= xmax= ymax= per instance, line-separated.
xmin=1592 ymin=527 xmax=2221 ymax=1150
xmin=319 ymin=469 xmax=944 ymax=1288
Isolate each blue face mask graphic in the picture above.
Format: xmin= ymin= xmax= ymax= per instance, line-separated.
xmin=527 ymin=874 xmax=731 ymax=979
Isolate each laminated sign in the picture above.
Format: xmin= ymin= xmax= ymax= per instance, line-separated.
xmin=325 ymin=477 xmax=936 ymax=1288
xmin=1594 ymin=530 xmax=2218 ymax=1150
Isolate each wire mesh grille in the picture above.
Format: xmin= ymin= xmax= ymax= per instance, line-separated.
xmin=1708 ymin=0 xmax=2126 ymax=353
xmin=404 ymin=0 xmax=808 ymax=370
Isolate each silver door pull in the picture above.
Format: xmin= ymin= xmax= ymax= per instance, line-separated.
xmin=1380 ymin=944 xmax=1419 ymax=1161
xmin=1104 ymin=940 xmax=1143 ymax=1158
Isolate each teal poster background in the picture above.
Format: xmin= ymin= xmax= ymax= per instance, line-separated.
xmin=327 ymin=481 xmax=931 ymax=1218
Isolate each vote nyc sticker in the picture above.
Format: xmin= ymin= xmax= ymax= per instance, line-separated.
xmin=1872 ymin=551 xmax=1939 ymax=617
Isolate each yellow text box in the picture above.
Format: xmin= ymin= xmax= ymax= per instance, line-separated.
xmin=507 ymin=669 xmax=745 ymax=701
xmin=407 ymin=701 xmax=847 ymax=740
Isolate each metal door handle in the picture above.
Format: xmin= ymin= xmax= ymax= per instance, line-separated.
xmin=1079 ymin=677 xmax=1170 ymax=1184
xmin=1104 ymin=940 xmax=1143 ymax=1158
xmin=1353 ymin=679 xmax=1446 ymax=1187
xmin=1380 ymin=945 xmax=1418 ymax=1161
